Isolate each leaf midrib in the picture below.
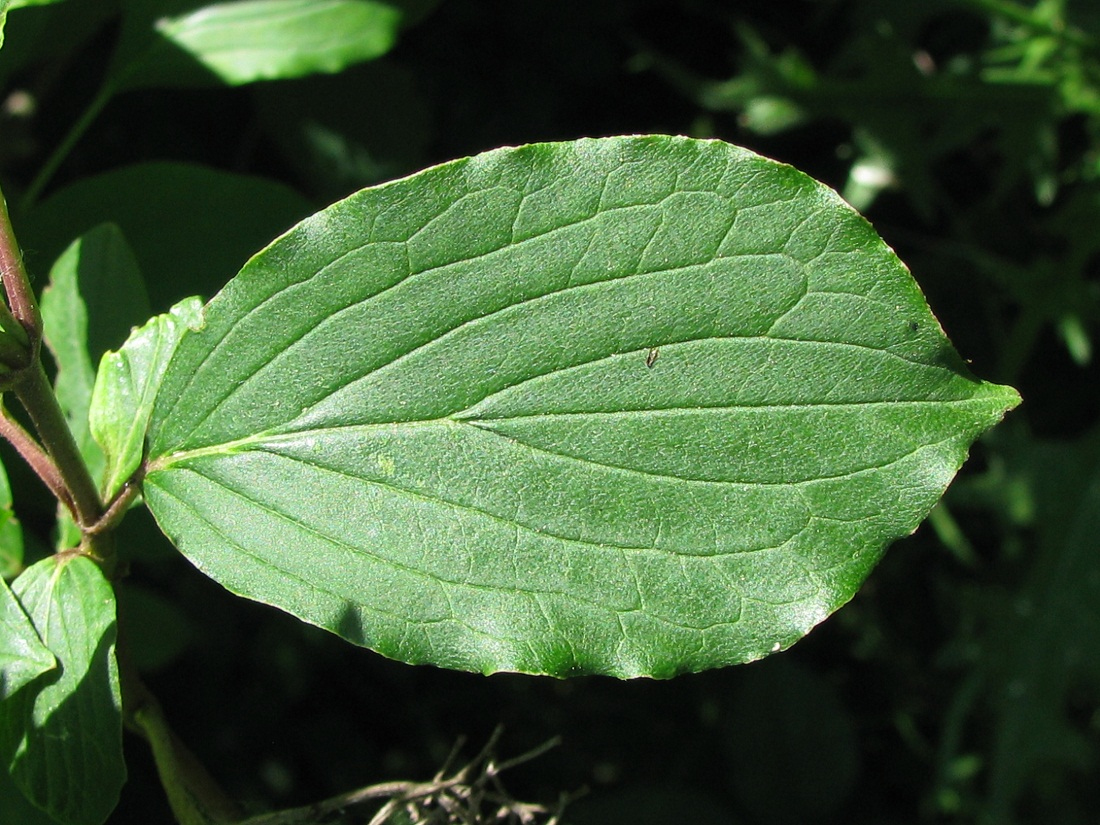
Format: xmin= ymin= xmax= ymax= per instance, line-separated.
xmin=145 ymin=397 xmax=975 ymax=482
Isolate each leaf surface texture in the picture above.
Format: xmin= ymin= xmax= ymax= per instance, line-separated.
xmin=143 ymin=136 xmax=1019 ymax=677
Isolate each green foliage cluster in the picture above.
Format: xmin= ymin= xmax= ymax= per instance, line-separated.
xmin=0 ymin=1 xmax=1090 ymax=824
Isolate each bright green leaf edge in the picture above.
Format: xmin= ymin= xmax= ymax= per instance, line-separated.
xmin=142 ymin=135 xmax=1020 ymax=679
xmin=0 ymin=1 xmax=9 ymax=51
xmin=0 ymin=0 xmax=69 ymax=52
xmin=151 ymin=0 xmax=403 ymax=86
xmin=91 ymin=296 xmax=205 ymax=501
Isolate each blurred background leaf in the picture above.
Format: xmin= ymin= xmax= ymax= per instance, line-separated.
xmin=21 ymin=162 xmax=311 ymax=310
xmin=39 ymin=223 xmax=149 ymax=548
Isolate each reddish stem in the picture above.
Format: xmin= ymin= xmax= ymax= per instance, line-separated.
xmin=0 ymin=402 xmax=77 ymax=519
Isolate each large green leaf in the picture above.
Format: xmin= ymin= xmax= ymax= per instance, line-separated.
xmin=113 ymin=0 xmax=403 ymax=89
xmin=0 ymin=763 xmax=59 ymax=825
xmin=142 ymin=136 xmax=1019 ymax=678
xmin=0 ymin=554 xmax=123 ymax=825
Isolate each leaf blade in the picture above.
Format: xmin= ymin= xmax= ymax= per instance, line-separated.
xmin=0 ymin=555 xmax=124 ymax=825
xmin=144 ymin=136 xmax=1019 ymax=677
xmin=90 ymin=297 xmax=205 ymax=501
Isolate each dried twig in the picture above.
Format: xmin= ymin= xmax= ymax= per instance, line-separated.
xmin=239 ymin=727 xmax=572 ymax=825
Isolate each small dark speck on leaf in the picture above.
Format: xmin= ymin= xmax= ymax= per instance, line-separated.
xmin=908 ymin=321 xmax=919 ymax=332
xmin=646 ymin=347 xmax=659 ymax=368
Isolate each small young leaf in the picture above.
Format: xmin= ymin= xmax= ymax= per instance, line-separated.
xmin=40 ymin=224 xmax=150 ymax=545
xmin=143 ymin=136 xmax=1020 ymax=678
xmin=91 ymin=297 xmax=205 ymax=501
xmin=0 ymin=577 xmax=54 ymax=699
xmin=115 ymin=0 xmax=403 ymax=89
xmin=0 ymin=554 xmax=124 ymax=825
xmin=0 ymin=459 xmax=23 ymax=577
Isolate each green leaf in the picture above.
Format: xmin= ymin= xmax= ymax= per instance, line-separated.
xmin=40 ymin=224 xmax=150 ymax=546
xmin=0 ymin=460 xmax=23 ymax=577
xmin=91 ymin=297 xmax=205 ymax=501
xmin=0 ymin=554 xmax=124 ymax=825
xmin=22 ymin=161 xmax=311 ymax=312
xmin=142 ymin=136 xmax=1020 ymax=678
xmin=41 ymin=224 xmax=151 ymax=378
xmin=114 ymin=0 xmax=403 ymax=89
xmin=0 ymin=577 xmax=54 ymax=699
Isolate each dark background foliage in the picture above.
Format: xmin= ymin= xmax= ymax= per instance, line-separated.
xmin=2 ymin=1 xmax=1098 ymax=823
